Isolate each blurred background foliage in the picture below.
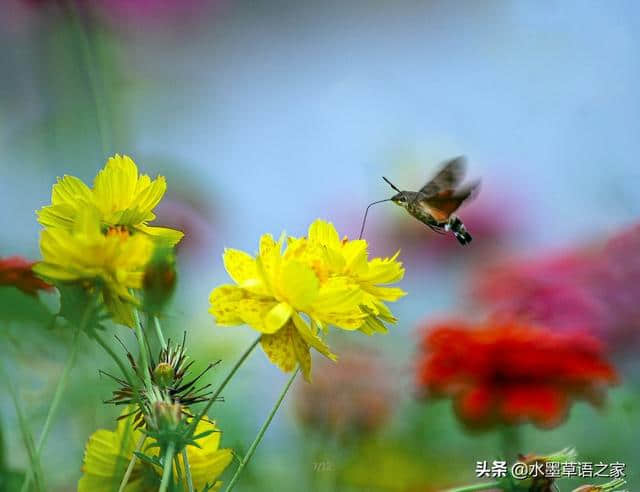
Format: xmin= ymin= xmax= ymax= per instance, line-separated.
xmin=1 ymin=1 xmax=639 ymax=490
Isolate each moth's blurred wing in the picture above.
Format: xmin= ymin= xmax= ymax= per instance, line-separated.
xmin=417 ymin=180 xmax=480 ymax=221
xmin=420 ymin=156 xmax=467 ymax=197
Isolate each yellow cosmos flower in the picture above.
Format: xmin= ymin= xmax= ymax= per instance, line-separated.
xmin=33 ymin=209 xmax=153 ymax=327
xmin=305 ymin=219 xmax=406 ymax=335
xmin=78 ymin=412 xmax=148 ymax=492
xmin=209 ymin=220 xmax=406 ymax=380
xmin=79 ymin=410 xmax=232 ymax=492
xmin=171 ymin=423 xmax=233 ymax=491
xmin=37 ymin=154 xmax=183 ymax=245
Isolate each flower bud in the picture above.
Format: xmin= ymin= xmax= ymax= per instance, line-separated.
xmin=572 ymin=478 xmax=627 ymax=492
xmin=518 ymin=447 xmax=578 ymax=465
xmin=143 ymin=246 xmax=177 ymax=314
xmin=153 ymin=401 xmax=182 ymax=430
xmin=153 ymin=362 xmax=175 ymax=388
xmin=510 ymin=448 xmax=578 ymax=491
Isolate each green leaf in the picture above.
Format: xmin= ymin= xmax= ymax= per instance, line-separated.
xmin=191 ymin=429 xmax=217 ymax=441
xmin=133 ymin=451 xmax=163 ymax=468
xmin=0 ymin=469 xmax=26 ymax=492
xmin=57 ymin=284 xmax=102 ymax=331
xmin=0 ymin=287 xmax=52 ymax=324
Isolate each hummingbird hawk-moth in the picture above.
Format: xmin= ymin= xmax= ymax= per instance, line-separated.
xmin=359 ymin=156 xmax=480 ymax=245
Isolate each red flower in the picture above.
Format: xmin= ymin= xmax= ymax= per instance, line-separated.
xmin=0 ymin=256 xmax=53 ymax=295
xmin=415 ymin=319 xmax=618 ymax=430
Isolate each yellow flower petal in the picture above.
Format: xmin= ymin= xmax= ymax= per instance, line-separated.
xmin=51 ymin=175 xmax=93 ymax=206
xmin=209 ymin=285 xmax=282 ymax=333
xmin=342 ymin=239 xmax=368 ymax=275
xmin=264 ymin=301 xmax=294 ymax=333
xmin=136 ymin=225 xmax=184 ymax=246
xmin=78 ymin=409 xmax=147 ymax=492
xmin=359 ymin=314 xmax=389 ymax=335
xmin=93 ymin=155 xmax=134 ymax=216
xmin=37 ymin=203 xmax=77 ymax=229
xmin=175 ymin=420 xmax=233 ymax=491
xmin=360 ymin=252 xmax=405 ymax=284
xmin=36 ymin=209 xmax=153 ymax=327
xmin=130 ymin=175 xmax=166 ymax=219
xmin=291 ymin=312 xmax=337 ymax=361
xmin=37 ymin=175 xmax=93 ymax=228
xmin=260 ymin=321 xmax=311 ymax=379
xmin=257 ymin=233 xmax=283 ymax=288
xmin=362 ymin=285 xmax=407 ymax=302
xmin=223 ymin=248 xmax=258 ymax=285
xmin=103 ymin=290 xmax=136 ymax=327
xmin=277 ymin=261 xmax=319 ymax=310
xmin=237 ymin=296 xmax=282 ymax=333
xmin=39 ymin=154 xmax=182 ymax=247
xmin=307 ymin=219 xmax=341 ymax=250
xmin=208 ymin=285 xmax=245 ymax=325
xmin=313 ymin=277 xmax=363 ymax=314
xmin=32 ymin=262 xmax=78 ymax=281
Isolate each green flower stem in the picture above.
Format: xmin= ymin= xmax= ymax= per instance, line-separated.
xmin=225 ymin=366 xmax=300 ymax=492
xmin=65 ymin=0 xmax=112 ymax=155
xmin=152 ymin=315 xmax=167 ymax=350
xmin=182 ymin=448 xmax=195 ymax=492
xmin=2 ymin=363 xmax=44 ymax=492
xmin=190 ymin=335 xmax=261 ymax=434
xmin=500 ymin=426 xmax=521 ymax=461
xmin=174 ymin=453 xmax=184 ymax=485
xmin=20 ymin=301 xmax=91 ymax=492
xmin=118 ymin=435 xmax=146 ymax=492
xmin=447 ymin=482 xmax=502 ymax=492
xmin=34 ymin=325 xmax=82 ymax=450
xmin=158 ymin=442 xmax=176 ymax=492
xmin=133 ymin=308 xmax=152 ymax=391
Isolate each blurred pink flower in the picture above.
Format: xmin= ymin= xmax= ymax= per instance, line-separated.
xmin=153 ymin=197 xmax=217 ymax=259
xmin=473 ymin=222 xmax=640 ymax=350
xmin=294 ymin=347 xmax=396 ymax=439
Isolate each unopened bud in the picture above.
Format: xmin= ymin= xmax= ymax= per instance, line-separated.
xmin=153 ymin=401 xmax=182 ymax=429
xmin=518 ymin=447 xmax=577 ymax=465
xmin=143 ymin=246 xmax=177 ymax=314
xmin=153 ymin=362 xmax=175 ymax=388
xmin=512 ymin=448 xmax=578 ymax=491
xmin=572 ymin=478 xmax=627 ymax=492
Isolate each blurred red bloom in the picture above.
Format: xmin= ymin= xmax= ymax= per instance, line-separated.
xmin=416 ymin=319 xmax=618 ymax=430
xmin=0 ymin=256 xmax=53 ymax=295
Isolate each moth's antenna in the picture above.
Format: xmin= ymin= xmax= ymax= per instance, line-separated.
xmin=359 ymin=198 xmax=391 ymax=239
xmin=382 ymin=176 xmax=401 ymax=193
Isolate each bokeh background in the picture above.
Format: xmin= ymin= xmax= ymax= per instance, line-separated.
xmin=1 ymin=1 xmax=639 ymax=490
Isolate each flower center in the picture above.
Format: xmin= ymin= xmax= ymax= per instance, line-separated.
xmin=106 ymin=225 xmax=131 ymax=239
xmin=310 ymin=259 xmax=329 ymax=284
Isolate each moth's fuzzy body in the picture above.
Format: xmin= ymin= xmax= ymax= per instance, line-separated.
xmin=386 ymin=156 xmax=479 ymax=246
